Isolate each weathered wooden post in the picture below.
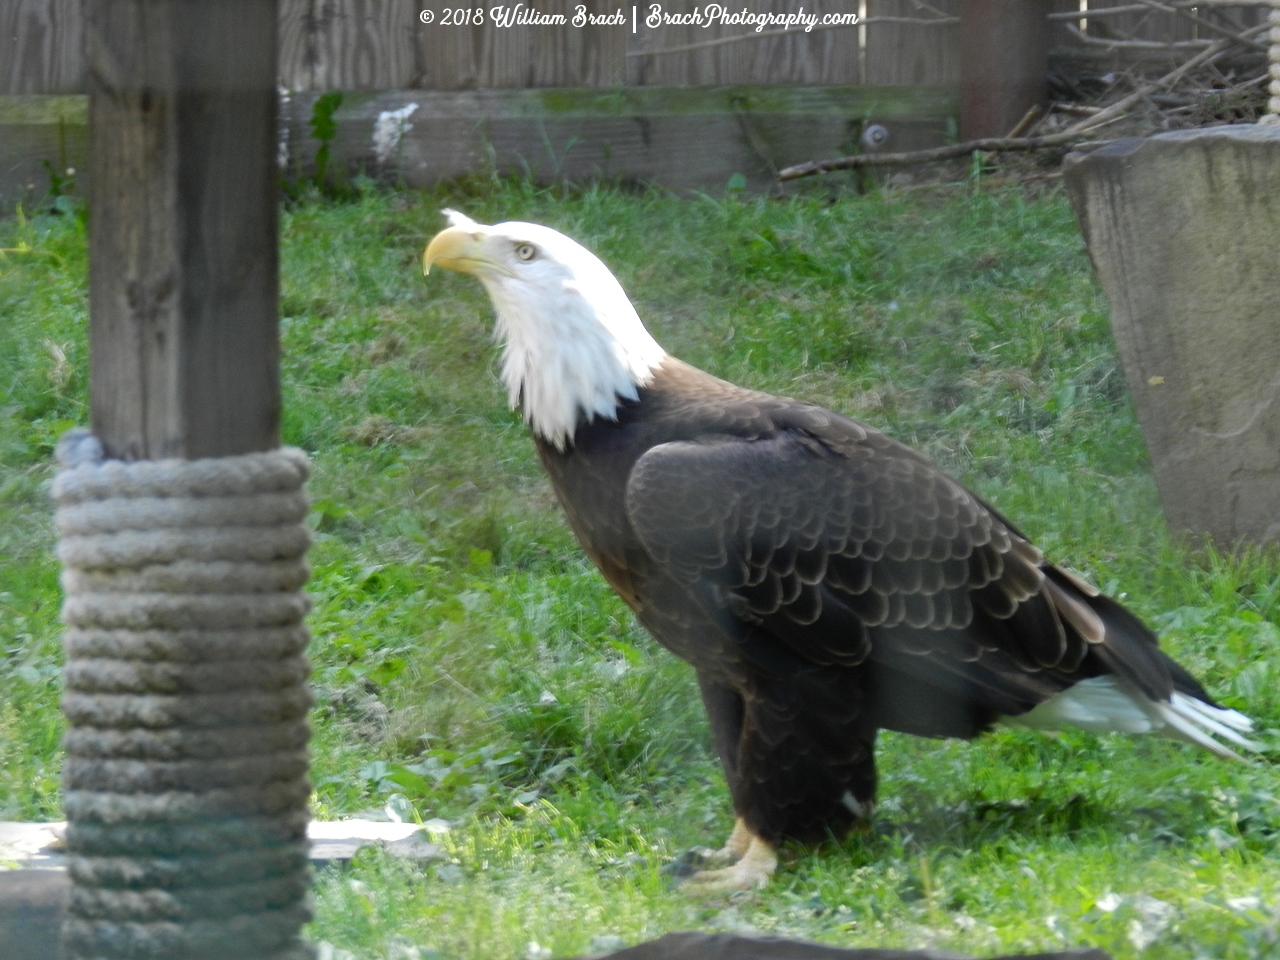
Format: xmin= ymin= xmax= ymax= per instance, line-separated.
xmin=52 ymin=0 xmax=315 ymax=957
xmin=959 ymin=0 xmax=1051 ymax=140
xmin=1064 ymin=122 xmax=1280 ymax=548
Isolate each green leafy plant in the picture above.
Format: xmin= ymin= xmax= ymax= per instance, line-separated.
xmin=311 ymin=91 xmax=343 ymax=191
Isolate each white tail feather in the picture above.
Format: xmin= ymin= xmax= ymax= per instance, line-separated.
xmin=1002 ymin=676 xmax=1261 ymax=760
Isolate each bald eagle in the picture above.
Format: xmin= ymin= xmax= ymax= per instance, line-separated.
xmin=422 ymin=211 xmax=1257 ymax=892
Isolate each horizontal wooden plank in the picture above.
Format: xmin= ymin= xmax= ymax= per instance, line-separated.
xmin=0 ymin=85 xmax=956 ymax=128
xmin=0 ymin=94 xmax=86 ymax=124
xmin=1 ymin=86 xmax=958 ymax=205
xmin=278 ymin=86 xmax=958 ymax=193
xmin=316 ymin=84 xmax=960 ymax=120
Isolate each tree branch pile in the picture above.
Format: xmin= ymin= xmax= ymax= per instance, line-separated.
xmin=778 ymin=17 xmax=1273 ymax=183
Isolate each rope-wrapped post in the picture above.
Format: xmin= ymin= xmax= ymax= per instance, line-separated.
xmin=53 ymin=430 xmax=315 ymax=960
xmin=1267 ymin=1 xmax=1280 ymax=122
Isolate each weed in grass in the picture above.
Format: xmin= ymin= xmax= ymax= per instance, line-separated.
xmin=2 ymin=178 xmax=1277 ymax=958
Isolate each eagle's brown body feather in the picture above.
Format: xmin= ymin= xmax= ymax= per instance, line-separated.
xmin=536 ymin=358 xmax=1213 ymax=846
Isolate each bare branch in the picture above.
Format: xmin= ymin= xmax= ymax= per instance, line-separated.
xmin=1049 ymin=0 xmax=1279 ymax=16
xmin=1049 ymin=4 xmax=1160 ymax=19
xmin=1064 ymin=23 xmax=1214 ymax=49
xmin=1061 ymin=23 xmax=1270 ymax=134
xmin=1127 ymin=0 xmax=1269 ymax=52
xmin=1167 ymin=0 xmax=1280 ymax=6
xmin=777 ymin=131 xmax=1097 ymax=181
xmin=779 ymin=24 xmax=1271 ymax=183
xmin=905 ymin=0 xmax=956 ymax=20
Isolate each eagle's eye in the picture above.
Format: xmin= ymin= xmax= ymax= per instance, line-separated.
xmin=515 ymin=242 xmax=537 ymax=261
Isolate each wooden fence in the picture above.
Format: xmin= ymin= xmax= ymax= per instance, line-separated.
xmin=2 ymin=0 xmax=1272 ymax=200
xmin=8 ymin=0 xmax=1272 ymax=94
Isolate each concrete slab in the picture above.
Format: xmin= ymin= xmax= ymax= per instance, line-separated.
xmin=0 ymin=869 xmax=69 ymax=960
xmin=0 ymin=819 xmax=442 ymax=868
xmin=1065 ymin=125 xmax=1280 ymax=547
xmin=0 ymin=820 xmax=440 ymax=959
xmin=306 ymin=819 xmax=443 ymax=863
xmin=0 ymin=822 xmax=65 ymax=868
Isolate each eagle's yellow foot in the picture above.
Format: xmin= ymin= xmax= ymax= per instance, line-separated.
xmin=682 ymin=835 xmax=777 ymax=895
xmin=687 ymin=817 xmax=752 ymax=867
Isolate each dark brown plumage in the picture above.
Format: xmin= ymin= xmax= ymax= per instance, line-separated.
xmin=536 ymin=358 xmax=1211 ymax=847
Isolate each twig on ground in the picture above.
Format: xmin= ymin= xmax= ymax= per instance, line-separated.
xmin=1005 ymin=104 xmax=1046 ymax=138
xmin=1052 ymin=103 xmax=1105 ymax=116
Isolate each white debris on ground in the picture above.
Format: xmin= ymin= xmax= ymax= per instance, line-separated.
xmin=372 ymin=103 xmax=420 ymax=165
xmin=0 ymin=820 xmax=441 ymax=868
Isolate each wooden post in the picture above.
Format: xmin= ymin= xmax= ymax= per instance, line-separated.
xmin=959 ymin=0 xmax=1051 ymax=141
xmin=86 ymin=0 xmax=280 ymax=459
xmin=68 ymin=3 xmax=313 ymax=960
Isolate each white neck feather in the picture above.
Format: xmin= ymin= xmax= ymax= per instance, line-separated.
xmin=474 ymin=227 xmax=667 ymax=449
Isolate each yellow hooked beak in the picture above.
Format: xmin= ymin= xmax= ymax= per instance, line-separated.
xmin=422 ymin=226 xmax=489 ymax=276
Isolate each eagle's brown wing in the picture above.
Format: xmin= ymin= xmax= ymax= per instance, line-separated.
xmin=624 ymin=416 xmax=1179 ymax=724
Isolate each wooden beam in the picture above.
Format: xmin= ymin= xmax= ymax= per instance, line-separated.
xmin=277 ymin=85 xmax=959 ymax=194
xmin=85 ymin=0 xmax=280 ymax=461
xmin=7 ymin=85 xmax=961 ymax=205
xmin=960 ymin=0 xmax=1052 ymax=139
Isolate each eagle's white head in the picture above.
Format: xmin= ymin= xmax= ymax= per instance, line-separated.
xmin=422 ymin=209 xmax=668 ymax=449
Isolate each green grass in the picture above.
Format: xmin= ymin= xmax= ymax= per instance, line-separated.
xmin=2 ymin=177 xmax=1278 ymax=960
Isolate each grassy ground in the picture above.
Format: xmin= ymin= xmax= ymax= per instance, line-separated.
xmin=1 ymin=176 xmax=1278 ymax=960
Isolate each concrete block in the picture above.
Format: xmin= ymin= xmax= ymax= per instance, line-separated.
xmin=1065 ymin=126 xmax=1280 ymax=547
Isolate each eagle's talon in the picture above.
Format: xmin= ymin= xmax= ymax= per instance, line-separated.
xmin=680 ymin=835 xmax=777 ymax=896
xmin=690 ymin=845 xmax=734 ymax=867
xmin=660 ymin=849 xmax=708 ymax=878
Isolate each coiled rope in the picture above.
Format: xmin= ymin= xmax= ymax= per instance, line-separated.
xmin=1268 ymin=2 xmax=1280 ymax=121
xmin=54 ymin=430 xmax=315 ymax=960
